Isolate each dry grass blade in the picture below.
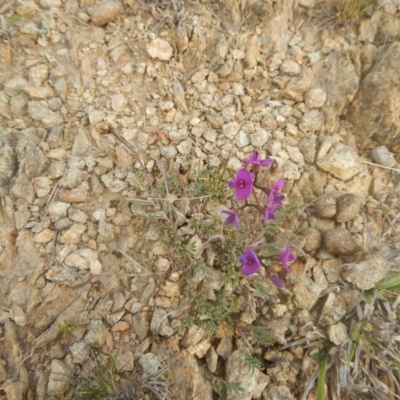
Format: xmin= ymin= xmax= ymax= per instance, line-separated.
xmin=333 ymin=0 xmax=376 ymax=22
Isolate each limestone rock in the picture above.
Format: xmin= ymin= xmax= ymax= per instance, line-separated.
xmin=47 ymin=359 xmax=70 ymax=397
xmin=317 ymin=143 xmax=362 ymax=181
xmin=348 ymin=42 xmax=400 ymax=154
xmin=147 ymin=38 xmax=173 ymax=61
xmin=91 ymin=1 xmax=122 ymax=26
xmin=312 ymin=51 xmax=359 ymax=132
xmin=0 ymin=132 xmax=18 ymax=196
xmin=328 ymin=322 xmax=348 ymax=346
xmin=318 ymin=292 xmax=347 ymax=326
xmin=225 ymin=350 xmax=259 ymax=400
xmin=343 ymin=253 xmax=388 ymax=290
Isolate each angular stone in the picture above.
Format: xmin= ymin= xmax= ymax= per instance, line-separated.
xmin=348 ymin=42 xmax=400 ymax=154
xmin=225 ymin=350 xmax=259 ymax=400
xmin=147 ymin=38 xmax=173 ymax=61
xmin=48 ymin=201 xmax=70 ymax=222
xmin=317 ymin=143 xmax=362 ymax=181
xmin=47 ymin=360 xmax=70 ymax=397
xmin=58 ymin=223 xmax=86 ymax=244
xmin=293 ymin=277 xmax=323 ymax=310
xmin=32 ymin=176 xmax=53 ymax=197
xmin=343 ymin=253 xmax=388 ymax=290
xmin=319 ymin=292 xmax=347 ymax=326
xmin=34 ymin=228 xmax=55 ymax=243
xmin=328 ymin=322 xmax=348 ymax=346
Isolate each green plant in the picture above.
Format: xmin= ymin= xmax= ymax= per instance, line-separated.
xmin=73 ymin=353 xmax=171 ymax=400
xmin=58 ymin=318 xmax=76 ymax=336
xmin=333 ymin=0 xmax=376 ymax=22
xmin=208 ymin=375 xmax=245 ymax=396
xmin=192 ymin=158 xmax=230 ymax=200
xmin=242 ymin=351 xmax=262 ymax=374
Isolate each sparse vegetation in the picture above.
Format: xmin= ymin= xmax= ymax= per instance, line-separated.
xmin=333 ymin=0 xmax=376 ymax=22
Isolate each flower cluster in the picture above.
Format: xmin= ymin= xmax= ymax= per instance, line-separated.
xmin=223 ymin=151 xmax=296 ymax=288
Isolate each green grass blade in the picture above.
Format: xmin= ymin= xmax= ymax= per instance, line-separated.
xmin=376 ymin=276 xmax=400 ymax=291
xmin=317 ymin=355 xmax=328 ymax=400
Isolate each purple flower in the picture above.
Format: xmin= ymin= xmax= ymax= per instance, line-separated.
xmin=270 ymin=273 xmax=285 ymax=288
xmin=222 ymin=210 xmax=240 ymax=229
xmin=263 ymin=190 xmax=284 ymax=225
xmin=271 ymin=177 xmax=285 ymax=193
xmin=279 ymin=245 xmax=296 ymax=273
xmin=243 ymin=151 xmax=274 ymax=167
xmin=238 ymin=248 xmax=261 ymax=275
xmin=228 ymin=168 xmax=253 ymax=201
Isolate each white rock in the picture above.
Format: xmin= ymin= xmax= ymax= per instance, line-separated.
xmin=111 ymin=93 xmax=127 ymax=112
xmin=32 ymin=176 xmax=53 ymax=197
xmin=222 ymin=121 xmax=241 ymax=139
xmin=70 ymin=342 xmax=91 ymax=364
xmin=251 ymin=129 xmax=270 ymax=147
xmin=147 ymin=38 xmax=173 ymax=61
xmin=280 ymin=60 xmax=301 ymax=76
xmin=47 ymin=360 xmax=71 ymax=397
xmin=235 ymin=130 xmax=251 ymax=148
xmin=317 ymin=143 xmax=362 ymax=181
xmin=139 ymin=353 xmax=160 ymax=374
xmin=305 ymin=88 xmax=326 ymax=109
xmin=299 ymin=109 xmax=324 ymax=133
xmin=48 ymin=201 xmax=70 ymax=222
xmin=10 ymin=305 xmax=27 ymax=326
xmin=328 ymin=322 xmax=348 ymax=346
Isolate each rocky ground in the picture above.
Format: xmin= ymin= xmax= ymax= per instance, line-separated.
xmin=1 ymin=0 xmax=400 ymax=399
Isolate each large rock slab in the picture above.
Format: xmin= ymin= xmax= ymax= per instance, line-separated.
xmin=312 ymin=51 xmax=359 ymax=132
xmin=347 ymin=42 xmax=400 ymax=154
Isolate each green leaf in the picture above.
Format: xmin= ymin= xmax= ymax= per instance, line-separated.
xmin=348 ymin=343 xmax=356 ymax=362
xmin=311 ymin=351 xmax=324 ymax=362
xmin=224 ymin=381 xmax=245 ymax=394
xmin=376 ymin=276 xmax=400 ymax=291
xmin=317 ymin=355 xmax=328 ymax=400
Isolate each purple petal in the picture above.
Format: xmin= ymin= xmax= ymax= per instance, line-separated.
xmin=270 ymin=274 xmax=285 ymax=288
xmin=242 ymin=263 xmax=260 ymax=275
xmin=271 ymin=178 xmax=285 ymax=192
xmin=222 ymin=210 xmax=240 ymax=229
xmin=243 ymin=151 xmax=260 ymax=164
xmin=260 ymin=158 xmax=274 ymax=166
xmin=228 ymin=178 xmax=238 ymax=189
xmin=239 ymin=248 xmax=261 ymax=276
xmin=234 ymin=168 xmax=253 ymax=200
xmin=263 ymin=207 xmax=277 ymax=225
xmin=267 ymin=191 xmax=284 ymax=209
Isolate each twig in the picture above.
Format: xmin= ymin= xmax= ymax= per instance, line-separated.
xmin=115 ymin=249 xmax=154 ymax=275
xmin=362 ymin=160 xmax=400 ymax=173
xmin=107 ymin=122 xmax=153 ymax=188
xmin=60 ymin=262 xmax=86 ymax=285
